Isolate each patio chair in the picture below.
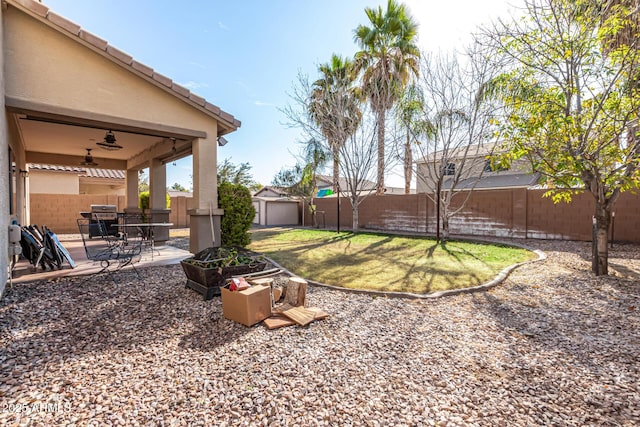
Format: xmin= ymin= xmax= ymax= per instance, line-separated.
xmin=77 ymin=218 xmax=143 ymax=282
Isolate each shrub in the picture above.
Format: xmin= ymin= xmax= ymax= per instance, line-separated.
xmin=138 ymin=191 xmax=170 ymax=209
xmin=218 ymin=182 xmax=255 ymax=247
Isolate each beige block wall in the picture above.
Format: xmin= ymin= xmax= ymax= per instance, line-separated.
xmin=27 ymin=194 xmax=193 ymax=233
xmin=29 ymin=194 xmax=125 ymax=233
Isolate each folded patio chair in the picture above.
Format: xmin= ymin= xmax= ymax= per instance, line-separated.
xmin=77 ymin=218 xmax=143 ymax=282
xmin=20 ymin=225 xmax=59 ymax=271
xmin=42 ymin=225 xmax=75 ymax=269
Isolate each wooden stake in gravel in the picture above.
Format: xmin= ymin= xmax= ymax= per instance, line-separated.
xmin=284 ymin=277 xmax=307 ymax=307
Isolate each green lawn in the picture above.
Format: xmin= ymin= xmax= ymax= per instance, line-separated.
xmin=249 ymin=228 xmax=537 ymax=294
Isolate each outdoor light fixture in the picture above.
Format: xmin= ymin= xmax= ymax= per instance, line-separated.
xmin=96 ymin=130 xmax=123 ymax=151
xmin=217 ymin=136 xmax=228 ymax=146
xmin=80 ymin=148 xmax=98 ymax=166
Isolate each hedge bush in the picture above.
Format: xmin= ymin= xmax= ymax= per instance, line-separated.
xmin=219 ymin=182 xmax=255 ymax=247
xmin=138 ymin=191 xmax=171 ymax=209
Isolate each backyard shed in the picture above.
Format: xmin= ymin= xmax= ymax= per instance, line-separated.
xmin=252 ymin=197 xmax=300 ymax=226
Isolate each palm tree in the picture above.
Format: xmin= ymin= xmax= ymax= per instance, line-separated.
xmin=309 ymin=54 xmax=362 ymax=195
xmin=395 ymin=82 xmax=428 ymax=194
xmin=354 ymin=0 xmax=420 ymax=195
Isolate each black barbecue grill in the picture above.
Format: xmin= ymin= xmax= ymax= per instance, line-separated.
xmin=80 ymin=205 xmax=121 ymax=238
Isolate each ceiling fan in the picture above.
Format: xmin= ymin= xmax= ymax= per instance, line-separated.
xmin=80 ymin=148 xmax=98 ymax=167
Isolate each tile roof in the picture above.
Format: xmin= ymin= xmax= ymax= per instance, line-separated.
xmin=80 ymin=168 xmax=125 ymax=180
xmin=27 ymin=163 xmax=84 ymax=174
xmin=29 ymin=163 xmax=125 ymax=179
xmin=9 ymin=0 xmax=241 ymax=132
xmin=254 ymin=186 xmax=292 ymax=197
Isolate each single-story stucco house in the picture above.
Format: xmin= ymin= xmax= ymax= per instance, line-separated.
xmin=1 ymin=0 xmax=241 ymax=296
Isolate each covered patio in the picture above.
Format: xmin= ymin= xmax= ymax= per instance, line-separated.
xmin=7 ymin=231 xmax=192 ymax=286
xmin=1 ymin=0 xmax=240 ymax=294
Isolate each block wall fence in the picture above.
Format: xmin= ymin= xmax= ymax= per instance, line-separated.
xmin=28 ymin=195 xmax=194 ymax=233
xmin=305 ymin=189 xmax=640 ymax=243
xmin=28 ymin=190 xmax=639 ymax=243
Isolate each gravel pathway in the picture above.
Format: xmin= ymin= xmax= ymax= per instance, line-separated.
xmin=0 ymin=239 xmax=639 ymax=426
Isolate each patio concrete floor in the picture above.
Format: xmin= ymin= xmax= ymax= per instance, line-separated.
xmin=8 ymin=235 xmax=192 ymax=285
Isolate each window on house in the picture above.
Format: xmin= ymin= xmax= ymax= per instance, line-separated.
xmin=484 ymin=159 xmax=509 ymax=172
xmin=444 ymin=162 xmax=455 ymax=176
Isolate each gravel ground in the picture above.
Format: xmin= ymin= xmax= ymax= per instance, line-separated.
xmin=0 ymin=239 xmax=639 ymax=426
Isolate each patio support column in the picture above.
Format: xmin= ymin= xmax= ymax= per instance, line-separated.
xmin=149 ymin=158 xmax=169 ymax=243
xmin=188 ymin=136 xmax=223 ymax=253
xmin=125 ymin=169 xmax=139 ymax=210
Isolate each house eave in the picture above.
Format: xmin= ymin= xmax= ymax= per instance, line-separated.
xmin=5 ymin=0 xmax=240 ymax=135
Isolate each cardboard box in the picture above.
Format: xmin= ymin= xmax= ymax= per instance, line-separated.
xmin=221 ymin=284 xmax=271 ymax=326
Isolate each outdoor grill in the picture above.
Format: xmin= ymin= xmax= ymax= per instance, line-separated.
xmin=80 ymin=205 xmax=120 ymax=238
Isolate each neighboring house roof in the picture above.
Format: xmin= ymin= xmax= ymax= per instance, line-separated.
xmin=254 ymin=186 xmax=292 ymax=197
xmin=442 ymin=172 xmax=541 ymax=190
xmin=252 ymin=196 xmax=299 ymax=203
xmin=29 ymin=163 xmax=125 ymax=179
xmin=384 ymin=186 xmax=415 ymax=195
xmin=316 ymin=175 xmax=377 ymax=191
xmin=9 ymin=0 xmax=240 ymax=134
xmin=416 ymin=141 xmax=499 ymax=164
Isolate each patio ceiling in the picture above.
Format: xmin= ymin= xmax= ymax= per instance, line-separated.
xmin=9 ymin=104 xmax=200 ymax=170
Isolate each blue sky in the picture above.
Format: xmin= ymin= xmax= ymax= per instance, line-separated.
xmin=42 ymin=0 xmax=518 ymax=190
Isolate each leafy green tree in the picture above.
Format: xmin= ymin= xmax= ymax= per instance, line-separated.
xmin=218 ymin=182 xmax=255 ymax=247
xmin=138 ymin=170 xmax=149 ymax=193
xmin=354 ymin=0 xmax=420 ymax=195
xmin=483 ymin=0 xmax=640 ymax=275
xmin=217 ymin=158 xmax=260 ymax=191
xmin=272 ymin=138 xmax=329 ymax=226
xmin=169 ymin=182 xmax=187 ymax=192
xmin=310 ymin=54 xmax=362 ymax=195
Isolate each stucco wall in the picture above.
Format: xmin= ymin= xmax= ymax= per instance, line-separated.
xmin=416 ymin=157 xmax=531 ymax=193
xmin=29 ymin=170 xmax=79 ymax=194
xmin=79 ymin=183 xmax=125 ymax=196
xmin=4 ymin=7 xmax=220 ymax=134
xmin=1 ymin=5 xmax=7 ymax=297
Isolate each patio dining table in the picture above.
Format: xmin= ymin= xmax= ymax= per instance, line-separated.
xmin=112 ymin=223 xmax=173 ymax=260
